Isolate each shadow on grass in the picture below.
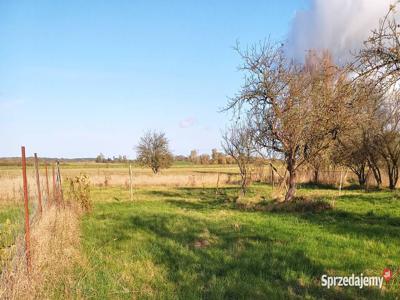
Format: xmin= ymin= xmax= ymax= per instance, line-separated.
xmin=162 ymin=187 xmax=400 ymax=244
xmin=84 ymin=185 xmax=400 ymax=299
xmin=298 ymin=182 xmax=337 ymax=190
xmin=97 ymin=208 xmax=365 ymax=299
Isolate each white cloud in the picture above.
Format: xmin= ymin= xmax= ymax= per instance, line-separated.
xmin=179 ymin=117 xmax=197 ymax=128
xmin=286 ymin=0 xmax=397 ymax=63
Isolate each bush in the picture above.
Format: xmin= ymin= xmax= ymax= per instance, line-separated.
xmin=67 ymin=174 xmax=92 ymax=212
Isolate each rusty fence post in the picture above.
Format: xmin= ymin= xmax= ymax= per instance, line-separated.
xmin=45 ymin=164 xmax=50 ymax=206
xmin=56 ymin=161 xmax=64 ymax=208
xmin=21 ymin=146 xmax=32 ymax=272
xmin=52 ymin=164 xmax=57 ymax=205
xmin=34 ymin=153 xmax=43 ymax=215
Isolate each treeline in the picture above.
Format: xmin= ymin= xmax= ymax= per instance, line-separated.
xmin=95 ymin=153 xmax=130 ymax=163
xmin=0 ymin=157 xmax=95 ymax=166
xmin=180 ymin=149 xmax=236 ymax=165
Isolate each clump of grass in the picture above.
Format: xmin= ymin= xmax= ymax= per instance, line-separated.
xmin=266 ymin=197 xmax=332 ymax=213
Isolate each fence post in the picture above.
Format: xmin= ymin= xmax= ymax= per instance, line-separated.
xmin=21 ymin=146 xmax=32 ymax=272
xmin=34 ymin=153 xmax=43 ymax=214
xmin=56 ymin=161 xmax=64 ymax=208
xmin=339 ymin=169 xmax=344 ymax=197
xmin=129 ymin=164 xmax=133 ymax=201
xmin=45 ymin=164 xmax=50 ymax=205
xmin=52 ymin=164 xmax=57 ymax=205
xmin=216 ymin=172 xmax=220 ymax=195
xmin=271 ymin=164 xmax=274 ymax=190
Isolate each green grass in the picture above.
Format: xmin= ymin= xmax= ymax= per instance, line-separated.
xmin=68 ymin=185 xmax=400 ymax=299
xmin=0 ymin=203 xmax=23 ymax=270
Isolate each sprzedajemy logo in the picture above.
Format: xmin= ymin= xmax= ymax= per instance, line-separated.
xmin=321 ymin=269 xmax=393 ymax=289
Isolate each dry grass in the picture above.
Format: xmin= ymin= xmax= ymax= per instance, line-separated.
xmin=0 ymin=205 xmax=81 ymax=299
xmin=0 ymin=163 xmax=397 ymax=203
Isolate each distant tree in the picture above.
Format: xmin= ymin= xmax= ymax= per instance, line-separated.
xmin=95 ymin=153 xmax=105 ymax=163
xmin=199 ymin=154 xmax=210 ymax=165
xmin=136 ymin=131 xmax=173 ymax=174
xmin=222 ymin=121 xmax=255 ymax=196
xmin=189 ymin=150 xmax=199 ymax=164
xmin=174 ymin=155 xmax=188 ymax=161
xmin=217 ymin=155 xmax=227 ymax=165
xmin=211 ymin=149 xmax=219 ymax=164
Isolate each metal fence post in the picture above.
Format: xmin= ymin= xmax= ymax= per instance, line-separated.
xmin=45 ymin=164 xmax=50 ymax=205
xmin=21 ymin=146 xmax=32 ymax=272
xmin=56 ymin=161 xmax=64 ymax=208
xmin=52 ymin=164 xmax=57 ymax=205
xmin=34 ymin=153 xmax=43 ymax=214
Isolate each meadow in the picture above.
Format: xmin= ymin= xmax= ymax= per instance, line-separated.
xmin=0 ymin=163 xmax=399 ymax=299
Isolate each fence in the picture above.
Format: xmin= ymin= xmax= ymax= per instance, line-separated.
xmin=20 ymin=146 xmax=65 ymax=274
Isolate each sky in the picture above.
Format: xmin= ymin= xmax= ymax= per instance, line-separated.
xmin=0 ymin=0 xmax=391 ymax=158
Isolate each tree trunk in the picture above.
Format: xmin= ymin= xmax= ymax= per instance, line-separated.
xmin=285 ymin=159 xmax=296 ymax=202
xmin=351 ymin=163 xmax=366 ymax=189
xmin=357 ymin=173 xmax=366 ymax=188
xmin=313 ymin=168 xmax=319 ymax=184
xmin=368 ymin=160 xmax=382 ymax=189
xmin=388 ymin=163 xmax=399 ymax=190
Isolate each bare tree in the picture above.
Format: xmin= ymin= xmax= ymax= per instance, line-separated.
xmin=222 ymin=122 xmax=255 ymax=196
xmin=136 ymin=131 xmax=173 ymax=174
xmin=375 ymin=92 xmax=400 ymax=189
xmin=199 ymin=154 xmax=211 ymax=165
xmin=354 ymin=6 xmax=400 ymax=189
xmin=226 ymin=44 xmax=353 ymax=201
xmin=332 ymin=79 xmax=385 ymax=188
xmin=332 ymin=129 xmax=370 ymax=188
xmin=189 ymin=150 xmax=199 ymax=164
xmin=355 ymin=4 xmax=400 ymax=87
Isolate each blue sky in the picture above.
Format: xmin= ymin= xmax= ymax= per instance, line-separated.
xmin=0 ymin=0 xmax=308 ymax=158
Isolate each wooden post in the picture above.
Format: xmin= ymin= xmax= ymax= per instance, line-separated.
xmin=21 ymin=146 xmax=32 ymax=272
xmin=52 ymin=164 xmax=57 ymax=204
xmin=45 ymin=164 xmax=50 ymax=205
xmin=56 ymin=161 xmax=64 ymax=208
xmin=339 ymin=169 xmax=344 ymax=196
xmin=129 ymin=164 xmax=133 ymax=201
xmin=34 ymin=153 xmax=43 ymax=214
xmin=271 ymin=164 xmax=274 ymax=190
xmin=216 ymin=172 xmax=220 ymax=195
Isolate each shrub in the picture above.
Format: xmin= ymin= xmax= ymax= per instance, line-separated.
xmin=67 ymin=174 xmax=92 ymax=212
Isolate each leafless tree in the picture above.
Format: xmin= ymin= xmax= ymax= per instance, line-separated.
xmin=355 ymin=4 xmax=400 ymax=88
xmin=189 ymin=150 xmax=199 ymax=164
xmin=354 ymin=6 xmax=400 ymax=189
xmin=375 ymin=92 xmax=400 ymax=189
xmin=199 ymin=154 xmax=211 ymax=165
xmin=222 ymin=121 xmax=255 ymax=196
xmin=332 ymin=79 xmax=385 ymax=188
xmin=225 ymin=43 xmax=353 ymax=201
xmin=136 ymin=131 xmax=173 ymax=174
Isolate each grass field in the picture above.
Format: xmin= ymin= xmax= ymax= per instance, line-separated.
xmin=1 ymin=164 xmax=400 ymax=299
xmin=62 ymin=185 xmax=399 ymax=299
